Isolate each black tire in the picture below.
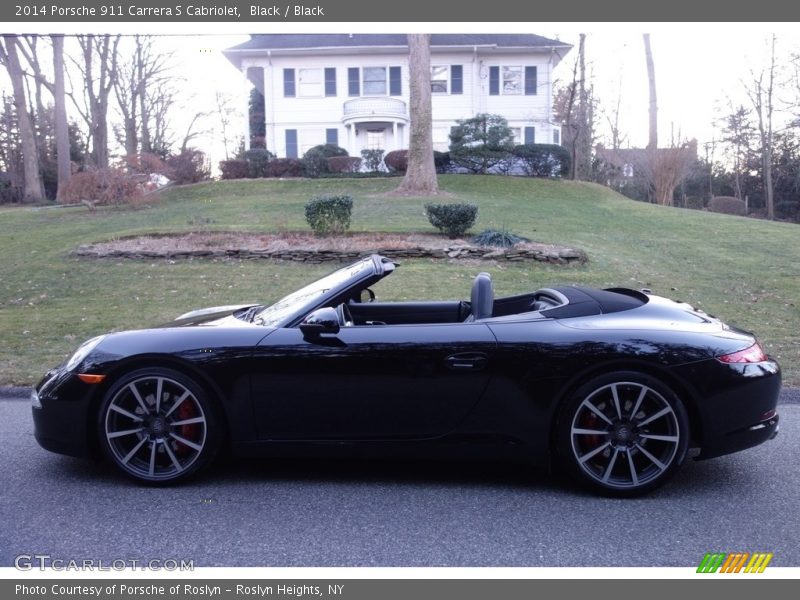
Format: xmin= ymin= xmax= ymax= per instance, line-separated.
xmin=97 ymin=367 xmax=221 ymax=484
xmin=556 ymin=371 xmax=689 ymax=497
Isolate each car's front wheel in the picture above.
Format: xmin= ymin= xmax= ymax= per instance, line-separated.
xmin=98 ymin=367 xmax=220 ymax=484
xmin=557 ymin=372 xmax=689 ymax=497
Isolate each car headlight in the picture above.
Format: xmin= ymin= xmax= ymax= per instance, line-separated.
xmin=64 ymin=335 xmax=106 ymax=371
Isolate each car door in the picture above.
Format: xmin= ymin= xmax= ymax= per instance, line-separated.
xmin=250 ymin=322 xmax=497 ymax=440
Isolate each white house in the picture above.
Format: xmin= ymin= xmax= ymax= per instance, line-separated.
xmin=223 ymin=34 xmax=571 ymax=158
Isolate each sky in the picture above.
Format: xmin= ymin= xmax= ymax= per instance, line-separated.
xmin=2 ymin=23 xmax=798 ymax=166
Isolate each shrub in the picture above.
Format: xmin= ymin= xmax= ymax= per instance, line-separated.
xmin=385 ymin=149 xmax=452 ymax=174
xmin=60 ymin=168 xmax=142 ymax=205
xmin=303 ymin=144 xmax=348 ymax=177
xmin=219 ymin=159 xmax=250 ymax=180
xmin=305 ymin=194 xmax=354 ymax=235
xmin=360 ymin=148 xmax=384 ymax=172
xmin=512 ymin=144 xmax=571 ymax=178
xmin=685 ymin=196 xmax=706 ymax=210
xmin=471 ymin=228 xmax=530 ymax=248
xmin=776 ymin=200 xmax=800 ymax=221
xmin=424 ymin=203 xmax=478 ymax=238
xmin=242 ymin=148 xmax=275 ymax=178
xmin=384 ymin=149 xmax=408 ymax=173
xmin=708 ymin=196 xmax=747 ymax=216
xmin=328 ymin=156 xmax=362 ymax=173
xmin=266 ymin=158 xmax=304 ymax=178
xmin=0 ymin=173 xmax=21 ymax=204
xmin=433 ymin=151 xmax=452 ymax=173
xmin=122 ymin=152 xmax=168 ymax=175
xmin=449 ymin=113 xmax=515 ymax=174
xmin=165 ymin=149 xmax=210 ymax=184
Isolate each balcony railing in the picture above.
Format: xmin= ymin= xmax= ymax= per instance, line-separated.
xmin=342 ymin=97 xmax=408 ymax=122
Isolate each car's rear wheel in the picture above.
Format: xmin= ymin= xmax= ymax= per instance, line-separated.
xmin=557 ymin=372 xmax=689 ymax=497
xmin=98 ymin=367 xmax=220 ymax=484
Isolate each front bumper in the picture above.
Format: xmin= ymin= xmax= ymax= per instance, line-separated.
xmin=32 ymin=367 xmax=98 ymax=458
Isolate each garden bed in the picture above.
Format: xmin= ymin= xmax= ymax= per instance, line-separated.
xmin=74 ymin=232 xmax=587 ymax=264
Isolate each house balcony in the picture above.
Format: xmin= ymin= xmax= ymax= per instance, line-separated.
xmin=342 ymin=97 xmax=408 ymax=126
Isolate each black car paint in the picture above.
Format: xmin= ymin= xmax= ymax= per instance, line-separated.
xmin=33 ymin=256 xmax=781 ymax=473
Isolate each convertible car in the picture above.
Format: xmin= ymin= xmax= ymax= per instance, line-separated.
xmin=32 ymin=255 xmax=780 ymax=496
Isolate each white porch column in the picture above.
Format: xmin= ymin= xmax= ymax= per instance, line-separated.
xmin=392 ymin=122 xmax=398 ymax=150
xmin=243 ymin=66 xmax=251 ymax=150
xmin=347 ymin=124 xmax=353 ymax=154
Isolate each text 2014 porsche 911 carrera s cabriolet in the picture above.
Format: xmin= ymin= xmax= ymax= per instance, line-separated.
xmin=32 ymin=255 xmax=781 ymax=496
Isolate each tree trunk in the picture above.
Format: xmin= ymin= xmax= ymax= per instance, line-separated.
xmin=52 ymin=35 xmax=71 ymax=202
xmin=643 ymin=34 xmax=658 ymax=151
xmin=395 ymin=34 xmax=438 ymax=194
xmin=0 ymin=36 xmax=44 ymax=203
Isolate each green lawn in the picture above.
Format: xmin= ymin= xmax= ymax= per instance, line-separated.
xmin=1 ymin=175 xmax=798 ymax=386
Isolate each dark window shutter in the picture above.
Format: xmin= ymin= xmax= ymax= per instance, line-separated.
xmin=283 ymin=69 xmax=295 ymax=97
xmin=524 ymin=126 xmax=535 ymax=145
xmin=324 ymin=68 xmax=337 ymax=96
xmin=285 ymin=129 xmax=298 ymax=158
xmin=348 ymin=68 xmax=360 ymax=96
xmin=326 ymin=128 xmax=338 ymax=145
xmin=489 ymin=66 xmax=499 ymax=95
xmin=525 ymin=66 xmax=537 ymax=95
xmin=451 ymin=65 xmax=463 ymax=94
xmin=389 ymin=66 xmax=402 ymax=96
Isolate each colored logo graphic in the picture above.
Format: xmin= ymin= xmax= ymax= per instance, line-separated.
xmin=697 ymin=552 xmax=773 ymax=573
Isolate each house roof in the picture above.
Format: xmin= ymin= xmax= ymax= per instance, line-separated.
xmin=226 ymin=34 xmax=570 ymax=53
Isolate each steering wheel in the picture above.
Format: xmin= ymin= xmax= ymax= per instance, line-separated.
xmin=336 ymin=302 xmax=353 ymax=327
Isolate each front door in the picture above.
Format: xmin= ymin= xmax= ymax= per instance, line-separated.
xmin=250 ymin=323 xmax=496 ymax=440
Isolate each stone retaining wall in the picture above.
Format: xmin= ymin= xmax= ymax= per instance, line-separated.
xmin=74 ymin=244 xmax=587 ymax=264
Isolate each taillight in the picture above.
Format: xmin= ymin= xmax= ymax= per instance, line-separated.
xmin=718 ymin=343 xmax=768 ymax=364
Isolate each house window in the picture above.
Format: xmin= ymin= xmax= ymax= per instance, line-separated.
xmin=623 ymin=164 xmax=634 ymax=178
xmin=451 ymin=65 xmax=463 ymax=94
xmin=389 ymin=66 xmax=402 ymax=96
xmin=326 ymin=128 xmax=338 ymax=145
xmin=298 ymin=68 xmax=322 ymax=97
xmin=365 ymin=129 xmax=384 ymax=150
xmin=524 ymin=126 xmax=535 ymax=145
xmin=525 ymin=66 xmax=537 ymax=95
xmin=324 ymin=68 xmax=337 ymax=97
xmin=502 ymin=66 xmax=522 ymax=94
xmin=363 ymin=67 xmax=387 ymax=95
xmin=431 ymin=66 xmax=448 ymax=93
xmin=510 ymin=128 xmax=522 ymax=144
xmin=348 ymin=68 xmax=360 ymax=96
xmin=553 ymin=129 xmax=560 ymax=145
xmin=283 ymin=68 xmax=295 ymax=97
xmin=285 ymin=129 xmax=298 ymax=158
xmin=489 ymin=66 xmax=499 ymax=95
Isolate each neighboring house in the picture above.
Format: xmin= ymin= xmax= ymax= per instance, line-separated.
xmin=223 ymin=34 xmax=571 ymax=158
xmin=595 ymin=141 xmax=698 ymax=182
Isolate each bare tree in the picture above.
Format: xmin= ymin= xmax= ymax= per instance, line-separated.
xmin=113 ymin=35 xmax=174 ymax=157
xmin=0 ymin=36 xmax=45 ymax=202
xmin=17 ymin=35 xmax=72 ymax=201
xmin=70 ymin=34 xmax=120 ymax=168
xmin=643 ymin=34 xmax=658 ymax=151
xmin=719 ymin=104 xmax=755 ymax=201
xmin=745 ymin=35 xmax=778 ymax=220
xmin=214 ymin=91 xmax=236 ymax=160
xmin=554 ymin=34 xmax=594 ymax=180
xmin=395 ymin=33 xmax=438 ymax=195
xmin=639 ymin=142 xmax=697 ymax=205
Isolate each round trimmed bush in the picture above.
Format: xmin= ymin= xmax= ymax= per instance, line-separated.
xmin=305 ymin=194 xmax=354 ymax=236
xmin=708 ymin=196 xmax=746 ymax=216
xmin=303 ymin=144 xmax=348 ymax=177
xmin=425 ymin=203 xmax=478 ymax=238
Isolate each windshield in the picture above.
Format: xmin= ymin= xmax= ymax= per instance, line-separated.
xmin=253 ymin=259 xmax=375 ymax=327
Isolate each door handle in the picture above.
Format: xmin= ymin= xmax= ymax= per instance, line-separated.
xmin=445 ymin=352 xmax=488 ymax=371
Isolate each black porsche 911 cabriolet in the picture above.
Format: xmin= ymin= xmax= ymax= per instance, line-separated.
xmin=32 ymin=255 xmax=780 ymax=496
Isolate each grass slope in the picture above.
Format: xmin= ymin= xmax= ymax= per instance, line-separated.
xmin=1 ymin=175 xmax=798 ymax=386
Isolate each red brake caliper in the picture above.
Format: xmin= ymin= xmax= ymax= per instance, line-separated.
xmin=579 ymin=412 xmax=601 ymax=450
xmin=175 ymin=399 xmax=198 ymax=456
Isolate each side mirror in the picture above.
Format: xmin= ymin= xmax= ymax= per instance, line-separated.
xmin=300 ymin=307 xmax=340 ymax=336
xmin=359 ymin=288 xmax=376 ymax=303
